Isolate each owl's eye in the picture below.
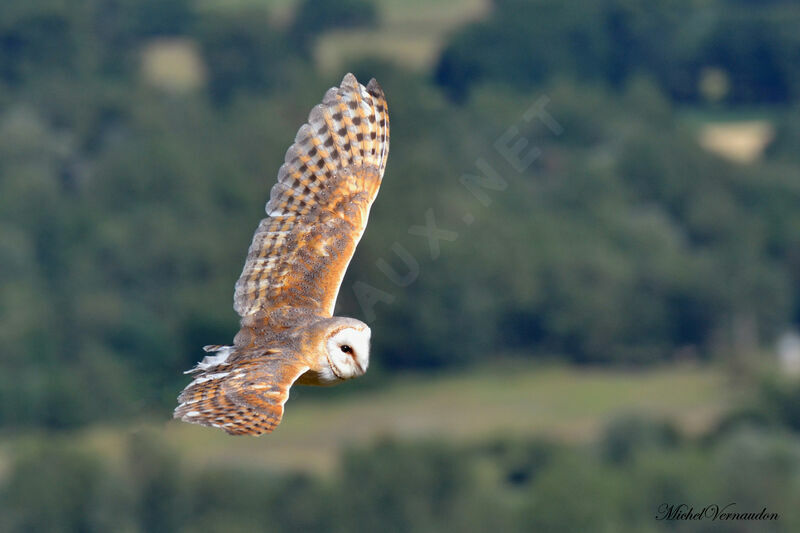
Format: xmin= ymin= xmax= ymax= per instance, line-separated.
xmin=340 ymin=345 xmax=353 ymax=354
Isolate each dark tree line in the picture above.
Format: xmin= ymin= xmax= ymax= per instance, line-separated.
xmin=436 ymin=0 xmax=800 ymax=104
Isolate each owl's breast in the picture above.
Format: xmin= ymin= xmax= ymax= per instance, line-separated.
xmin=295 ymin=362 xmax=342 ymax=386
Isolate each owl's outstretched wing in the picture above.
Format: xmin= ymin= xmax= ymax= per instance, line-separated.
xmin=174 ymin=346 xmax=309 ymax=436
xmin=234 ymin=74 xmax=390 ymax=319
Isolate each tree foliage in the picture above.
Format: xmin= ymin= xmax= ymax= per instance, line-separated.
xmin=0 ymin=0 xmax=798 ymax=429
xmin=435 ymin=0 xmax=800 ymax=104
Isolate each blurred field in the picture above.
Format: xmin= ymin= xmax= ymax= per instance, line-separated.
xmin=141 ymin=38 xmax=207 ymax=92
xmin=699 ymin=120 xmax=775 ymax=164
xmin=315 ymin=0 xmax=488 ymax=71
xmin=0 ymin=363 xmax=734 ymax=477
xmin=198 ymin=0 xmax=488 ymax=70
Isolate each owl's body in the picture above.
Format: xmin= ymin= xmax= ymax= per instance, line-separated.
xmin=174 ymin=74 xmax=388 ymax=435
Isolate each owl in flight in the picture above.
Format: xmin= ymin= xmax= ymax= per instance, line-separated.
xmin=174 ymin=74 xmax=389 ymax=435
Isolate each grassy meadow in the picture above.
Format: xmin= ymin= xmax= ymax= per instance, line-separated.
xmin=0 ymin=363 xmax=736 ymax=475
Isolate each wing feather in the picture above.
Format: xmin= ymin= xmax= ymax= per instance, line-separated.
xmin=234 ymin=74 xmax=389 ymax=318
xmin=174 ymin=350 xmax=308 ymax=436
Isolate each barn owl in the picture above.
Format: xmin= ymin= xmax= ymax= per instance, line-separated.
xmin=174 ymin=74 xmax=389 ymax=435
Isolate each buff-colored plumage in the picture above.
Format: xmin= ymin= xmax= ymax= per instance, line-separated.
xmin=174 ymin=74 xmax=389 ymax=435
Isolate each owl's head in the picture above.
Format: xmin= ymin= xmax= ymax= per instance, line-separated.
xmin=322 ymin=318 xmax=370 ymax=381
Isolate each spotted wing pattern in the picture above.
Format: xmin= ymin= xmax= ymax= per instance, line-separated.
xmin=234 ymin=74 xmax=390 ymax=318
xmin=174 ymin=347 xmax=309 ymax=436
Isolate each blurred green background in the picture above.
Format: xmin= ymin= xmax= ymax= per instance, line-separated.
xmin=2 ymin=0 xmax=800 ymax=531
